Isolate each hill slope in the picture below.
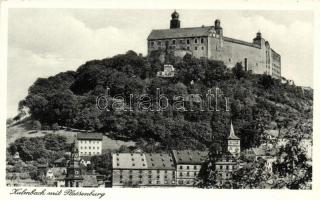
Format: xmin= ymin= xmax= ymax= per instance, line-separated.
xmin=17 ymin=51 xmax=313 ymax=151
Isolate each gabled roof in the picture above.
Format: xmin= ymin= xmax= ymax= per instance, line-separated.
xmin=112 ymin=153 xmax=148 ymax=169
xmin=77 ymin=132 xmax=103 ymax=140
xmin=171 ymin=150 xmax=208 ymax=165
xmin=145 ymin=153 xmax=175 ymax=170
xmin=228 ymin=122 xmax=240 ymax=140
xmin=148 ymin=26 xmax=214 ymax=40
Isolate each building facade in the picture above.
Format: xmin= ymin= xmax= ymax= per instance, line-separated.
xmin=112 ymin=153 xmax=176 ymax=187
xmin=147 ymin=11 xmax=281 ymax=79
xmin=171 ymin=150 xmax=208 ymax=186
xmin=215 ymin=154 xmax=238 ymax=187
xmin=77 ymin=133 xmax=103 ymax=156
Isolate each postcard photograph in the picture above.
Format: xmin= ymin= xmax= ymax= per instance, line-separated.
xmin=2 ymin=2 xmax=315 ymax=195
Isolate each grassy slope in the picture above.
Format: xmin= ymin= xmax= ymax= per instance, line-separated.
xmin=6 ymin=121 xmax=135 ymax=150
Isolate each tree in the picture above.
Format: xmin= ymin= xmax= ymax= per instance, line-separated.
xmin=52 ymin=123 xmax=60 ymax=132
xmin=232 ymin=62 xmax=246 ymax=79
xmin=32 ymin=120 xmax=42 ymax=131
xmin=259 ymin=74 xmax=274 ymax=89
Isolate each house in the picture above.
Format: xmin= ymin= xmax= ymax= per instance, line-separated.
xmin=77 ymin=132 xmax=103 ymax=156
xmin=80 ymin=156 xmax=92 ymax=167
xmin=53 ymin=157 xmax=67 ymax=167
xmin=171 ymin=150 xmax=208 ymax=186
xmin=215 ymin=153 xmax=238 ymax=187
xmin=157 ymin=64 xmax=175 ymax=77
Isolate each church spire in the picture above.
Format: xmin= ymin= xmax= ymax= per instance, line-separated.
xmin=228 ymin=121 xmax=239 ymax=140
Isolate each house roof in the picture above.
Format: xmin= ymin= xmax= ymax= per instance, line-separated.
xmin=171 ymin=150 xmax=208 ymax=165
xmin=77 ymin=132 xmax=103 ymax=141
xmin=145 ymin=153 xmax=175 ymax=170
xmin=112 ymin=153 xmax=148 ymax=169
xmin=83 ymin=175 xmax=98 ymax=187
xmin=148 ymin=26 xmax=214 ymax=40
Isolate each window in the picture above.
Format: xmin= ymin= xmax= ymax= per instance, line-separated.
xmin=93 ymin=147 xmax=95 ymax=149
xmin=226 ymin=165 xmax=229 ymax=170
xmin=151 ymin=41 xmax=154 ymax=46
xmin=220 ymin=165 xmax=223 ymax=170
xmin=157 ymin=41 xmax=161 ymax=46
xmin=179 ymin=39 xmax=183 ymax=44
xmin=129 ymin=175 xmax=132 ymax=179
xmin=194 ymin=38 xmax=198 ymax=43
xmin=88 ymin=147 xmax=91 ymax=149
xmin=186 ymin=46 xmax=190 ymax=50
xmin=85 ymin=147 xmax=87 ymax=149
xmin=180 ymin=166 xmax=183 ymax=170
xmin=194 ymin=166 xmax=197 ymax=170
xmin=187 ymin=166 xmax=190 ymax=170
xmin=120 ymin=175 xmax=123 ymax=179
xmin=172 ymin=40 xmax=176 ymax=45
xmin=194 ymin=172 xmax=197 ymax=176
xmin=201 ymin=38 xmax=204 ymax=43
xmin=149 ymin=180 xmax=152 ymax=184
xmin=201 ymin=46 xmax=204 ymax=50
xmin=97 ymin=147 xmax=99 ymax=150
xmin=187 ymin=172 xmax=190 ymax=177
xmin=195 ymin=46 xmax=197 ymax=50
xmin=187 ymin=39 xmax=190 ymax=44
xmin=180 ymin=172 xmax=183 ymax=177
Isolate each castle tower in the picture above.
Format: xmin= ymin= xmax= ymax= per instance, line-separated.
xmin=65 ymin=140 xmax=83 ymax=187
xmin=170 ymin=10 xmax=180 ymax=29
xmin=214 ymin=19 xmax=223 ymax=36
xmin=227 ymin=122 xmax=240 ymax=156
xmin=253 ymin=31 xmax=265 ymax=47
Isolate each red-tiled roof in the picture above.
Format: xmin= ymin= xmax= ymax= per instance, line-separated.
xmin=77 ymin=132 xmax=103 ymax=140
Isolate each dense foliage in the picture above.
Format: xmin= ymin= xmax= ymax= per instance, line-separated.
xmin=18 ymin=51 xmax=313 ymax=151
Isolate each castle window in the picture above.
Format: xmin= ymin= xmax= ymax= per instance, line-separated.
xmin=194 ymin=172 xmax=197 ymax=176
xmin=201 ymin=46 xmax=204 ymax=50
xmin=187 ymin=46 xmax=190 ymax=50
xmin=194 ymin=38 xmax=198 ymax=43
xmin=187 ymin=166 xmax=190 ymax=170
xmin=180 ymin=166 xmax=183 ymax=169
xmin=179 ymin=39 xmax=183 ymax=44
xmin=195 ymin=46 xmax=197 ymax=50
xmin=157 ymin=41 xmax=161 ymax=46
xmin=187 ymin=172 xmax=190 ymax=177
xmin=201 ymin=38 xmax=204 ymax=43
xmin=194 ymin=166 xmax=197 ymax=170
xmin=180 ymin=172 xmax=183 ymax=177
xmin=172 ymin=39 xmax=176 ymax=45
xmin=151 ymin=41 xmax=154 ymax=46
xmin=187 ymin=39 xmax=190 ymax=44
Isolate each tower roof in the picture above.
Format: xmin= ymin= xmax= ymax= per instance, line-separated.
xmin=228 ymin=122 xmax=240 ymax=140
xmin=171 ymin=10 xmax=179 ymax=19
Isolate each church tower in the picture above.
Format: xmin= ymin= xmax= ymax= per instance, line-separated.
xmin=227 ymin=122 xmax=240 ymax=156
xmin=65 ymin=140 xmax=83 ymax=187
xmin=170 ymin=10 xmax=180 ymax=29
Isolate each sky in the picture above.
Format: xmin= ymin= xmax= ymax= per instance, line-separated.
xmin=7 ymin=8 xmax=314 ymax=118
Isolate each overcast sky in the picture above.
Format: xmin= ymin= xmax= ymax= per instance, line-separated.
xmin=7 ymin=9 xmax=313 ymax=118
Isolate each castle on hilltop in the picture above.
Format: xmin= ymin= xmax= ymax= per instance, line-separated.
xmin=147 ymin=10 xmax=281 ymax=79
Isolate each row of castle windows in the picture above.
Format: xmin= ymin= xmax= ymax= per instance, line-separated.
xmin=150 ymin=37 xmax=205 ymax=47
xmin=179 ymin=165 xmax=198 ymax=170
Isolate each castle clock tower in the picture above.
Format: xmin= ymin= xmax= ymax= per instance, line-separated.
xmin=227 ymin=122 xmax=240 ymax=156
xmin=65 ymin=141 xmax=83 ymax=187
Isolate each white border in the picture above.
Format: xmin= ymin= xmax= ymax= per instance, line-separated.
xmin=1 ymin=0 xmax=320 ymax=200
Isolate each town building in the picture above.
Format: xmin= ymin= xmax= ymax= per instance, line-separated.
xmin=65 ymin=143 xmax=83 ymax=187
xmin=215 ymin=153 xmax=238 ymax=187
xmin=227 ymin=122 xmax=240 ymax=156
xmin=77 ymin=132 xmax=103 ymax=156
xmin=147 ymin=10 xmax=281 ymax=79
xmin=156 ymin=64 xmax=175 ymax=77
xmin=112 ymin=153 xmax=176 ymax=187
xmin=171 ymin=150 xmax=208 ymax=186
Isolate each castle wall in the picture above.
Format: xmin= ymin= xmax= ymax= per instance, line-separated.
xmin=208 ymin=36 xmax=268 ymax=75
